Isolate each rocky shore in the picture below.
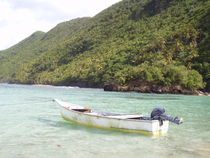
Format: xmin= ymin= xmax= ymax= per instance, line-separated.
xmin=5 ymin=81 xmax=210 ymax=96
xmin=104 ymin=81 xmax=210 ymax=96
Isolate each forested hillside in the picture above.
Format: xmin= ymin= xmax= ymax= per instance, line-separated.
xmin=0 ymin=0 xmax=209 ymax=93
xmin=0 ymin=17 xmax=90 ymax=81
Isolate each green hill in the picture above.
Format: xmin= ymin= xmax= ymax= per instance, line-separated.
xmin=0 ymin=0 xmax=210 ymax=93
xmin=0 ymin=17 xmax=90 ymax=81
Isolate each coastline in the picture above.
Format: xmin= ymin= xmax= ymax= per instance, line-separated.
xmin=103 ymin=82 xmax=210 ymax=96
xmin=1 ymin=82 xmax=210 ymax=96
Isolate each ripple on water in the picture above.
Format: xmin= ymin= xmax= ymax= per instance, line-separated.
xmin=0 ymin=84 xmax=209 ymax=158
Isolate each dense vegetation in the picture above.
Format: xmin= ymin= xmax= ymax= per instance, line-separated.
xmin=0 ymin=0 xmax=209 ymax=92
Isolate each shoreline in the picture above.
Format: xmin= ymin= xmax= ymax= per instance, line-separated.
xmin=103 ymin=82 xmax=210 ymax=96
xmin=1 ymin=82 xmax=210 ymax=96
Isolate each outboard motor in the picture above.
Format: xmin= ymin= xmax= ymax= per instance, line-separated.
xmin=151 ymin=107 xmax=183 ymax=125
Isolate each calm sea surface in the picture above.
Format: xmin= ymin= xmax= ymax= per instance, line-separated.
xmin=0 ymin=83 xmax=210 ymax=158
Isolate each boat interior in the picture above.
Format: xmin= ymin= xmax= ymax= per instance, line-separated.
xmin=72 ymin=108 xmax=92 ymax=113
xmin=71 ymin=108 xmax=145 ymax=120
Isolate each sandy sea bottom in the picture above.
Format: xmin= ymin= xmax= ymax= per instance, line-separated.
xmin=0 ymin=84 xmax=210 ymax=158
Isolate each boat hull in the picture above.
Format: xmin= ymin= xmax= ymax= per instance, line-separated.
xmin=55 ymin=99 xmax=169 ymax=136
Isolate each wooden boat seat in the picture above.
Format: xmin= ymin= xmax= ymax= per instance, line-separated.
xmin=107 ymin=114 xmax=143 ymax=119
xmin=85 ymin=110 xmax=143 ymax=119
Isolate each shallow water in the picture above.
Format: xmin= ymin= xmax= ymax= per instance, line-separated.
xmin=0 ymin=84 xmax=209 ymax=158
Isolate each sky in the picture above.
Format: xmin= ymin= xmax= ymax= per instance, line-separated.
xmin=0 ymin=0 xmax=121 ymax=50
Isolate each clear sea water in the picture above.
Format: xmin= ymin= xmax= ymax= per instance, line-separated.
xmin=0 ymin=83 xmax=209 ymax=158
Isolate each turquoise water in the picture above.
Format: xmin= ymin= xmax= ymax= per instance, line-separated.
xmin=0 ymin=84 xmax=210 ymax=158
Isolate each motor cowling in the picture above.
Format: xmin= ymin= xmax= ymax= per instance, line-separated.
xmin=151 ymin=107 xmax=183 ymax=125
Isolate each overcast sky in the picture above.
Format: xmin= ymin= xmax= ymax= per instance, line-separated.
xmin=0 ymin=0 xmax=121 ymax=50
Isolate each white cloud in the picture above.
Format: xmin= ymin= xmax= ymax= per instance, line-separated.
xmin=0 ymin=0 xmax=121 ymax=50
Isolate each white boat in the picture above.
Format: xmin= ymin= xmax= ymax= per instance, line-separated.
xmin=53 ymin=99 xmax=174 ymax=136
